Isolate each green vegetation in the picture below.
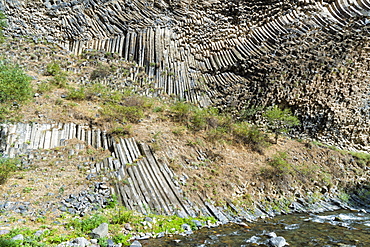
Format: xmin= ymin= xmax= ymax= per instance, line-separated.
xmin=0 ymin=206 xmax=216 ymax=246
xmin=261 ymin=151 xmax=333 ymax=190
xmin=44 ymin=62 xmax=68 ymax=88
xmin=232 ymin=122 xmax=268 ymax=153
xmin=168 ymin=101 xmax=269 ymax=152
xmin=0 ymin=157 xmax=21 ymax=185
xmin=349 ymin=151 xmax=370 ymax=168
xmin=265 ymin=151 xmax=293 ymax=176
xmin=99 ymin=95 xmax=152 ymax=123
xmin=90 ymin=64 xmax=116 ymax=81
xmin=0 ymin=11 xmax=6 ymax=43
xmin=262 ymin=105 xmax=300 ymax=143
xmin=0 ymin=61 xmax=32 ymax=104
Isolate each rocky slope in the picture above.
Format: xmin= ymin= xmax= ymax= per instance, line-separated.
xmin=0 ymin=30 xmax=369 ymax=246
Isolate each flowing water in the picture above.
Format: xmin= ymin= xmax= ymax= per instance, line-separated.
xmin=144 ymin=210 xmax=370 ymax=246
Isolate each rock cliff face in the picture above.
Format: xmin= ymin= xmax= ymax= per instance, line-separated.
xmin=0 ymin=0 xmax=369 ymax=151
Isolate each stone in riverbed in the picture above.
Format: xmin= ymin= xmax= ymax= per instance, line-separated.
xmin=266 ymin=236 xmax=288 ymax=247
xmin=130 ymin=240 xmax=142 ymax=247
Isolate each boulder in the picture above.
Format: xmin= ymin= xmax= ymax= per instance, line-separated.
xmin=266 ymin=236 xmax=288 ymax=247
xmin=90 ymin=223 xmax=108 ymax=239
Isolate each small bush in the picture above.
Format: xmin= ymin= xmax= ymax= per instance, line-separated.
xmin=267 ymin=151 xmax=294 ymax=175
xmin=0 ymin=11 xmax=7 ymax=43
xmin=90 ymin=64 xmax=115 ymax=81
xmin=67 ymin=214 xmax=108 ymax=234
xmin=109 ymin=125 xmax=132 ymax=137
xmin=232 ymin=122 xmax=268 ymax=153
xmin=0 ymin=158 xmax=20 ymax=184
xmin=100 ymin=96 xmax=152 ymax=123
xmin=49 ymin=73 xmax=67 ymax=88
xmin=170 ymin=101 xmax=193 ymax=123
xmin=67 ymin=87 xmax=86 ymax=101
xmin=110 ymin=207 xmax=134 ymax=224
xmin=45 ymin=62 xmax=67 ymax=88
xmin=349 ymin=151 xmax=370 ymax=167
xmin=0 ymin=239 xmax=17 ymax=247
xmin=263 ymin=105 xmax=300 ymax=143
xmin=45 ymin=62 xmax=63 ymax=76
xmin=112 ymin=233 xmax=132 ymax=245
xmin=36 ymin=82 xmax=52 ymax=94
xmin=0 ymin=61 xmax=32 ymax=103
xmin=100 ymin=103 xmax=144 ymax=123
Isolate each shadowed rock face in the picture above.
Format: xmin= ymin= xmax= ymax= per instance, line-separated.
xmin=1 ymin=0 xmax=369 ymax=151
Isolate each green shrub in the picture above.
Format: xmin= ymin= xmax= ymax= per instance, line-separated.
xmin=110 ymin=207 xmax=134 ymax=224
xmin=263 ymin=105 xmax=300 ymax=143
xmin=67 ymin=87 xmax=86 ymax=101
xmin=100 ymin=103 xmax=144 ymax=123
xmin=349 ymin=151 xmax=370 ymax=167
xmin=49 ymin=73 xmax=67 ymax=88
xmin=267 ymin=151 xmax=294 ymax=175
xmin=0 ymin=11 xmax=7 ymax=43
xmin=67 ymin=214 xmax=108 ymax=234
xmin=90 ymin=64 xmax=114 ymax=81
xmin=170 ymin=101 xmax=193 ymax=123
xmin=0 ymin=61 xmax=32 ymax=103
xmin=100 ymin=96 xmax=152 ymax=123
xmin=0 ymin=158 xmax=20 ymax=184
xmin=0 ymin=239 xmax=17 ymax=247
xmin=45 ymin=62 xmax=67 ymax=88
xmin=109 ymin=125 xmax=132 ymax=137
xmin=112 ymin=233 xmax=132 ymax=245
xmin=36 ymin=82 xmax=52 ymax=94
xmin=232 ymin=122 xmax=268 ymax=153
xmin=45 ymin=62 xmax=62 ymax=76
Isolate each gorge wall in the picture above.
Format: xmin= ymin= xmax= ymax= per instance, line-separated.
xmin=0 ymin=0 xmax=369 ymax=151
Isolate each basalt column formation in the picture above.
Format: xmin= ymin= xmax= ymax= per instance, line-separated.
xmin=0 ymin=0 xmax=369 ymax=150
xmin=0 ymin=123 xmax=234 ymax=222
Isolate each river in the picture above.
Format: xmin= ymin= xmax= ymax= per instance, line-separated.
xmin=143 ymin=209 xmax=370 ymax=246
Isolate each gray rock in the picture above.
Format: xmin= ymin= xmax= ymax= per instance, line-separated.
xmin=90 ymin=222 xmax=108 ymax=239
xmin=266 ymin=232 xmax=277 ymax=238
xmin=144 ymin=217 xmax=153 ymax=222
xmin=181 ymin=223 xmax=191 ymax=231
xmin=266 ymin=236 xmax=288 ymax=247
xmin=191 ymin=220 xmax=202 ymax=228
xmin=12 ymin=234 xmax=24 ymax=241
xmin=107 ymin=239 xmax=115 ymax=247
xmin=130 ymin=240 xmax=142 ymax=247
xmin=0 ymin=229 xmax=10 ymax=235
xmin=34 ymin=230 xmax=45 ymax=237
xmin=124 ymin=223 xmax=132 ymax=231
xmin=72 ymin=237 xmax=90 ymax=247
